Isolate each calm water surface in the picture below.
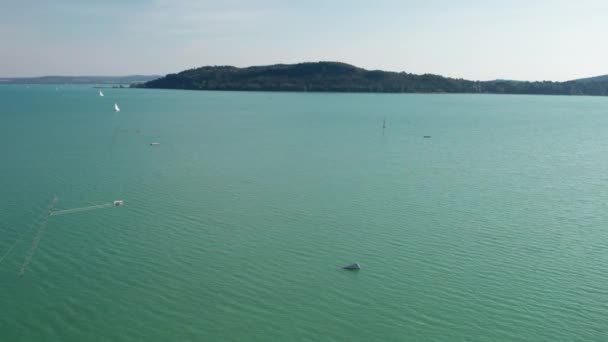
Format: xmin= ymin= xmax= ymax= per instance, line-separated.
xmin=1 ymin=85 xmax=608 ymax=341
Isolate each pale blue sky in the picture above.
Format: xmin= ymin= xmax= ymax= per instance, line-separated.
xmin=1 ymin=0 xmax=607 ymax=81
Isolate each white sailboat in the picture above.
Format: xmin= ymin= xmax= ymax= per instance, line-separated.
xmin=114 ymin=103 xmax=120 ymax=112
xmin=99 ymin=90 xmax=104 ymax=97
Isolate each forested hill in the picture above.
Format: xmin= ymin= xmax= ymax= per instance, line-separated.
xmin=573 ymin=74 xmax=608 ymax=83
xmin=136 ymin=62 xmax=608 ymax=96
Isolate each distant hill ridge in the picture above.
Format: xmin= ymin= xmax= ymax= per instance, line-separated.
xmin=0 ymin=75 xmax=161 ymax=84
xmin=573 ymin=75 xmax=608 ymax=83
xmin=136 ymin=61 xmax=608 ymax=96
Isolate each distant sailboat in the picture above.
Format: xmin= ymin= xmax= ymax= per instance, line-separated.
xmin=114 ymin=103 xmax=120 ymax=112
xmin=99 ymin=90 xmax=104 ymax=97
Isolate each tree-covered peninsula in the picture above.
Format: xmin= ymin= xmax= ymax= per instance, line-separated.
xmin=135 ymin=62 xmax=608 ymax=96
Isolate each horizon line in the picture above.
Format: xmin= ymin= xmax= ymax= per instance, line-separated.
xmin=1 ymin=60 xmax=606 ymax=83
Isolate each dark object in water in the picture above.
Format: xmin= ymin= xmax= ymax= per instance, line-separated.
xmin=423 ymin=135 xmax=431 ymax=138
xmin=382 ymin=118 xmax=386 ymax=136
xmin=343 ymin=262 xmax=361 ymax=270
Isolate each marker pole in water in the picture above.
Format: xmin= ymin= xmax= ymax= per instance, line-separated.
xmin=382 ymin=117 xmax=386 ymax=136
xmin=18 ymin=196 xmax=58 ymax=277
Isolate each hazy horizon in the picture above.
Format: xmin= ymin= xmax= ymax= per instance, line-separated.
xmin=2 ymin=0 xmax=608 ymax=81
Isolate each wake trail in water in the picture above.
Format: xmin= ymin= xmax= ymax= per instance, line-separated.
xmin=50 ymin=203 xmax=113 ymax=216
xmin=0 ymin=235 xmax=24 ymax=266
xmin=18 ymin=196 xmax=58 ymax=277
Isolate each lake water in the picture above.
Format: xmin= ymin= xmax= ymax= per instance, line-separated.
xmin=2 ymin=85 xmax=608 ymax=341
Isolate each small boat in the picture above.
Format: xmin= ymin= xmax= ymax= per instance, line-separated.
xmin=149 ymin=142 xmax=160 ymax=146
xmin=423 ymin=135 xmax=431 ymax=138
xmin=99 ymin=90 xmax=104 ymax=97
xmin=114 ymin=103 xmax=120 ymax=112
xmin=343 ymin=262 xmax=361 ymax=270
xmin=113 ymin=200 xmax=124 ymax=207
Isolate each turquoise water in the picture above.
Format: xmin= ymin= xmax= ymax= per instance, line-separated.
xmin=2 ymin=85 xmax=608 ymax=341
